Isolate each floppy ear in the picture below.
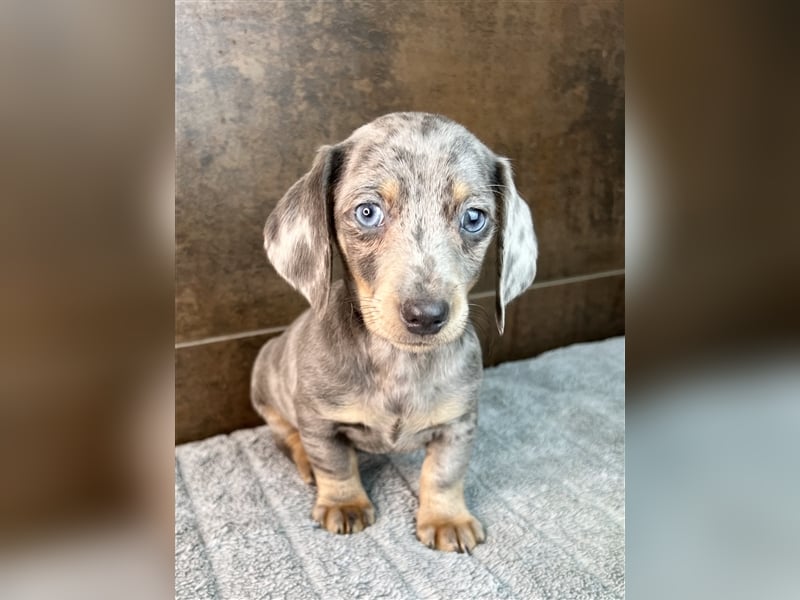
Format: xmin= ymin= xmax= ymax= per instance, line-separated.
xmin=264 ymin=144 xmax=346 ymax=313
xmin=494 ymin=157 xmax=538 ymax=334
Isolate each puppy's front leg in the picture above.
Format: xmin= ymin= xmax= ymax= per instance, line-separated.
xmin=416 ymin=411 xmax=485 ymax=553
xmin=302 ymin=426 xmax=375 ymax=534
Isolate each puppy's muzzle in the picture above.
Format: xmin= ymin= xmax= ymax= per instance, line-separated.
xmin=400 ymin=298 xmax=450 ymax=336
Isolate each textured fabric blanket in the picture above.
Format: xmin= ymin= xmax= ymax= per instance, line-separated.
xmin=176 ymin=337 xmax=625 ymax=599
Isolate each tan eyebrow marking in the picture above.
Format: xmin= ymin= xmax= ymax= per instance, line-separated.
xmin=452 ymin=180 xmax=471 ymax=211
xmin=379 ymin=179 xmax=400 ymax=208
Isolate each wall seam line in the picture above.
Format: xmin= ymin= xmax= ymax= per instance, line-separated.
xmin=175 ymin=268 xmax=625 ymax=349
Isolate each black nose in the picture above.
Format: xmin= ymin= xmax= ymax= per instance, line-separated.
xmin=400 ymin=299 xmax=449 ymax=335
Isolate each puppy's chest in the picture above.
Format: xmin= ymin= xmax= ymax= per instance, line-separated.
xmin=329 ymin=362 xmax=468 ymax=453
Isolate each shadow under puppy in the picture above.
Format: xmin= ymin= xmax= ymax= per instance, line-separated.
xmin=252 ymin=112 xmax=537 ymax=553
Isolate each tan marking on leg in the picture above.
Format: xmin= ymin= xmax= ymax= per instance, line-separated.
xmin=285 ymin=431 xmax=314 ymax=485
xmin=415 ymin=450 xmax=485 ymax=553
xmin=311 ymin=448 xmax=375 ymax=534
xmin=263 ymin=407 xmax=314 ymax=485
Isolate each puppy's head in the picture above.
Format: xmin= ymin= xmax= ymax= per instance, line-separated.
xmin=265 ymin=113 xmax=537 ymax=351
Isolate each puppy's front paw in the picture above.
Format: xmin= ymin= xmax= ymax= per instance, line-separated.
xmin=416 ymin=513 xmax=485 ymax=553
xmin=312 ymin=499 xmax=375 ymax=534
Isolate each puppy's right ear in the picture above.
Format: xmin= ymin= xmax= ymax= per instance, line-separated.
xmin=264 ymin=144 xmax=347 ymax=313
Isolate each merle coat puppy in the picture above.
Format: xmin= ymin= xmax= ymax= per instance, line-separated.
xmin=251 ymin=112 xmax=537 ymax=553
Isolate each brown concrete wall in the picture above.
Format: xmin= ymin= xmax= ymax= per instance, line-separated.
xmin=176 ymin=0 xmax=624 ymax=443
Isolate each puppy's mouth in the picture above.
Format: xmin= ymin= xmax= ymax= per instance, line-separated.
xmin=374 ymin=336 xmax=450 ymax=355
xmin=389 ymin=337 xmax=440 ymax=352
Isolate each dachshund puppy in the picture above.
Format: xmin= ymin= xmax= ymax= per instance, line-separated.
xmin=251 ymin=112 xmax=537 ymax=553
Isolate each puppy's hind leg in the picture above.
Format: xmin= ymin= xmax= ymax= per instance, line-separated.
xmin=252 ymin=338 xmax=314 ymax=485
xmin=262 ymin=406 xmax=315 ymax=485
xmin=250 ymin=335 xmax=314 ymax=484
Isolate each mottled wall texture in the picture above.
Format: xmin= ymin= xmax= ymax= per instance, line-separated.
xmin=176 ymin=1 xmax=624 ymax=443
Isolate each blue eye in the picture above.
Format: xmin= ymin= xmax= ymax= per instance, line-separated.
xmin=354 ymin=203 xmax=384 ymax=228
xmin=460 ymin=208 xmax=487 ymax=233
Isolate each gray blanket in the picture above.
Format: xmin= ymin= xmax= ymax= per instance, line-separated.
xmin=176 ymin=337 xmax=625 ymax=599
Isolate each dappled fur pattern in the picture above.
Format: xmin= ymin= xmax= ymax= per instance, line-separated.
xmin=253 ymin=112 xmax=537 ymax=552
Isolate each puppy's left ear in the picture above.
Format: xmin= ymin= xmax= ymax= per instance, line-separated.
xmin=494 ymin=157 xmax=538 ymax=334
xmin=264 ymin=144 xmax=347 ymax=313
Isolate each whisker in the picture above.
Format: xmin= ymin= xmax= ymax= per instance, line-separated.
xmin=468 ymin=302 xmax=497 ymax=359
